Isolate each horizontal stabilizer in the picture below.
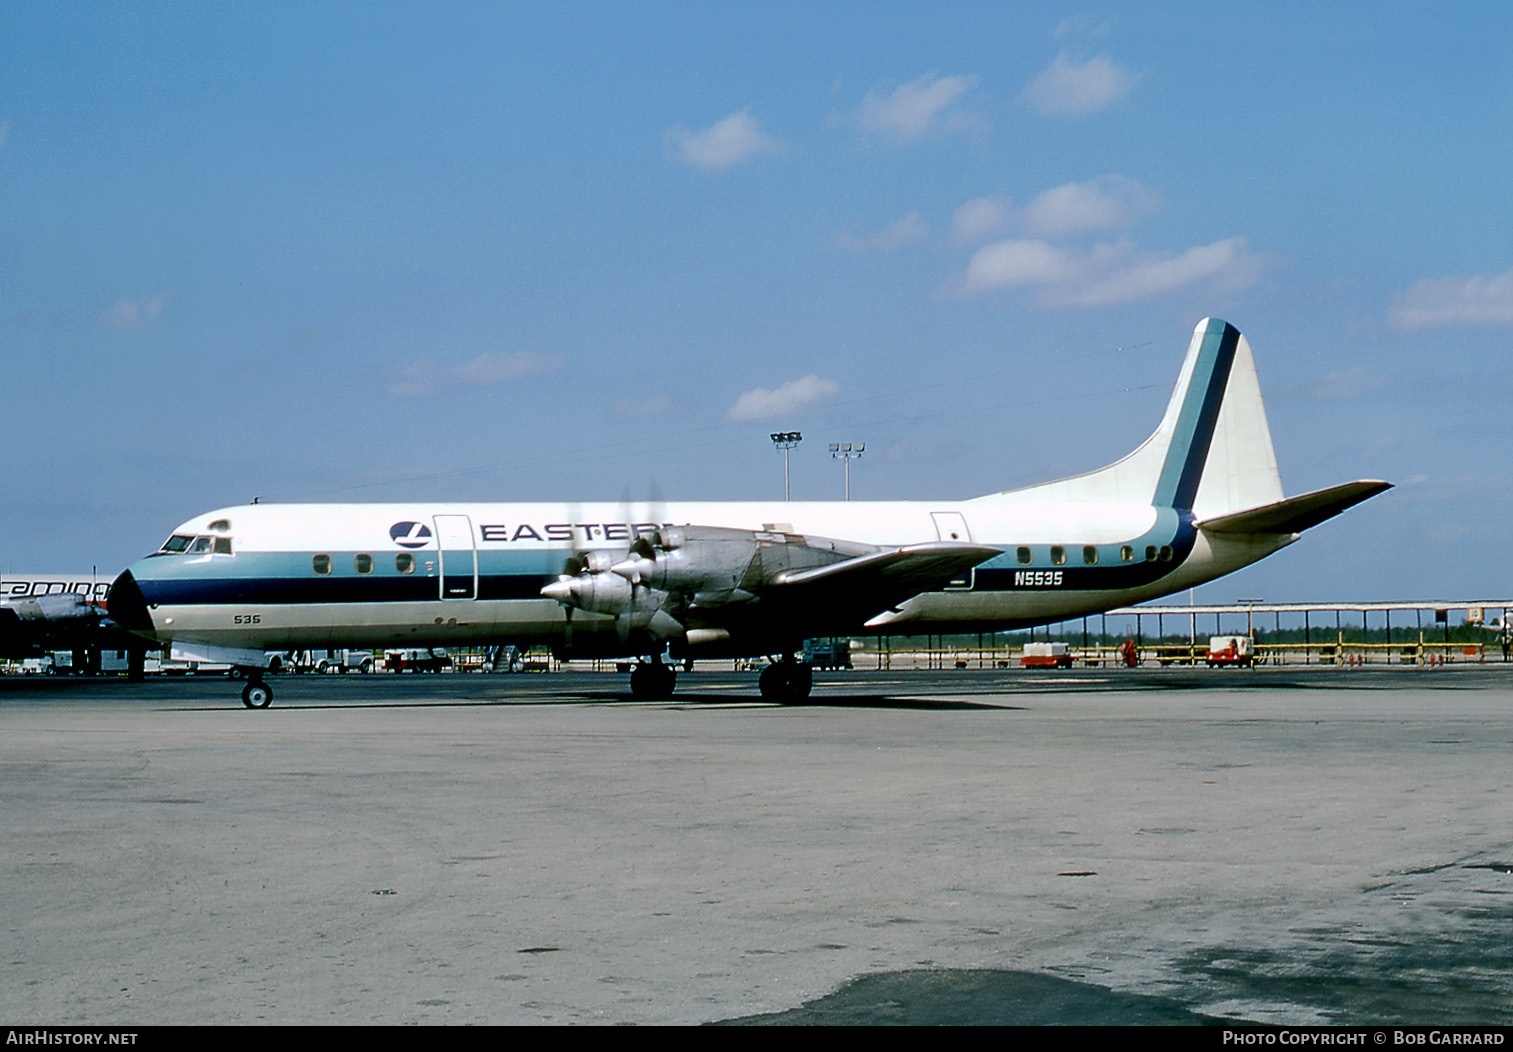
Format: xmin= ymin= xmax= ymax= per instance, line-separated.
xmin=1196 ymin=480 xmax=1392 ymax=535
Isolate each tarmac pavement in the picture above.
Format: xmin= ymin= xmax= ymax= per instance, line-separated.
xmin=2 ymin=666 xmax=1510 ymax=1025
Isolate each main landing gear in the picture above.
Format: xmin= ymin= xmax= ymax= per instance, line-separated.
xmin=240 ymin=671 xmax=273 ymax=709
xmin=626 ymin=655 xmax=816 ymax=703
xmin=625 ymin=655 xmax=816 ymax=703
xmin=628 ymin=659 xmax=677 ymax=701
xmin=759 ymin=657 xmax=813 ymax=704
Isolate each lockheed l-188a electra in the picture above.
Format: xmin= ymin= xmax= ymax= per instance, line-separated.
xmin=109 ymin=319 xmax=1390 ymax=707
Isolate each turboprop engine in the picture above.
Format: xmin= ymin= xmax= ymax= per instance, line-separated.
xmin=539 ymin=525 xmax=880 ymax=649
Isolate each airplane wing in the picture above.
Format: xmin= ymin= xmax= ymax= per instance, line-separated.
xmin=543 ymin=526 xmax=998 ymax=646
xmin=770 ymin=541 xmax=1001 ymax=614
xmin=1195 ymin=480 xmax=1392 ymax=535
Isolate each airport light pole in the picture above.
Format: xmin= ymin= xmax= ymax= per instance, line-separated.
xmin=770 ymin=432 xmax=802 ymax=501
xmin=828 ymin=441 xmax=864 ymax=500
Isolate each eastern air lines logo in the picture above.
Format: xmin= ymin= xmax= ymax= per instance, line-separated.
xmin=390 ymin=521 xmax=433 ymax=549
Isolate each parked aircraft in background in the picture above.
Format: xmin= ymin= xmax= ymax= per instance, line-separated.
xmin=0 ymin=572 xmax=127 ymax=671
xmin=1473 ymin=611 xmax=1513 ymax=646
xmin=110 ymin=319 xmax=1390 ymax=707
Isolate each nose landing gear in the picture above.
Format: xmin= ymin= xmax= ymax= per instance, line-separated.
xmin=240 ymin=672 xmax=273 ymax=708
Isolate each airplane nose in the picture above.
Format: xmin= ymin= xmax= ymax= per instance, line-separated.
xmin=107 ymin=569 xmax=154 ymax=635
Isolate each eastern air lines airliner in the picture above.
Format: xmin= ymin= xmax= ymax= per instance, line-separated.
xmin=110 ymin=319 xmax=1390 ymax=707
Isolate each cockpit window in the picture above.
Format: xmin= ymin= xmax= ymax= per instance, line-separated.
xmin=208 ymin=519 xmax=231 ymax=532
xmin=159 ymin=533 xmax=233 ymax=556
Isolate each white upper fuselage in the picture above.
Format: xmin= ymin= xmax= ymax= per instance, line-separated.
xmin=111 ymin=495 xmax=1290 ymax=655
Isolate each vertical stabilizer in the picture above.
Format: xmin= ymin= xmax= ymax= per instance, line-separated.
xmin=1188 ymin=326 xmax=1282 ymax=519
xmin=977 ymin=318 xmax=1284 ymax=514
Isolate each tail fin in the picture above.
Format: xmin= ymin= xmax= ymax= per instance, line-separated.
xmin=978 ymin=317 xmax=1283 ymax=515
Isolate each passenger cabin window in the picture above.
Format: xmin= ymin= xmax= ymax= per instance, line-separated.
xmin=312 ymin=554 xmax=332 ymax=575
xmin=396 ymin=553 xmax=414 ymax=574
xmin=1016 ymin=546 xmax=1032 ymax=565
xmin=354 ymin=554 xmax=373 ymax=574
xmin=1083 ymin=546 xmax=1098 ymax=565
xmin=1145 ymin=545 xmax=1158 ymax=562
xmin=1120 ymin=545 xmax=1134 ymax=562
xmin=1050 ymin=546 xmax=1066 ymax=566
xmin=1158 ymin=545 xmax=1173 ymax=562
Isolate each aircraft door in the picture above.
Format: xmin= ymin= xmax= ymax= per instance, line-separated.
xmin=433 ymin=515 xmax=477 ymax=600
xmin=931 ymin=511 xmax=976 ymax=590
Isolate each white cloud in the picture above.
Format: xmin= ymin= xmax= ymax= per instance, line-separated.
xmin=950 ymin=195 xmax=1013 ymax=245
xmin=1022 ymin=175 xmax=1158 ymax=237
xmin=960 ymin=239 xmax=1084 ymax=293
xmin=725 ymin=375 xmax=840 ymax=423
xmin=388 ymin=351 xmax=562 ymax=398
xmin=102 ymin=294 xmax=169 ymax=330
xmin=858 ymin=73 xmax=979 ymax=141
xmin=1388 ymin=266 xmax=1513 ymax=331
xmin=948 ymin=177 xmax=1154 ymax=248
xmin=1020 ymin=52 xmax=1138 ymax=115
xmin=1056 ymin=238 xmax=1262 ymax=307
xmin=837 ymin=213 xmax=929 ymax=252
xmin=665 ymin=110 xmax=781 ymax=171
xmin=956 ymin=236 xmax=1264 ymax=307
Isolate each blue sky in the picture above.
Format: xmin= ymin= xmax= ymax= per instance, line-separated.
xmin=3 ymin=2 xmax=1510 ymax=602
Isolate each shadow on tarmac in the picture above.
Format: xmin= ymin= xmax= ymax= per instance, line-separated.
xmin=713 ymin=969 xmax=1232 ymax=1025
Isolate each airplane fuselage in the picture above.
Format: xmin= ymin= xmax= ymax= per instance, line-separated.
xmin=109 ymin=496 xmax=1294 ymax=658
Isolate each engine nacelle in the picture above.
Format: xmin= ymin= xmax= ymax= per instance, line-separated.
xmin=6 ymin=593 xmax=97 ymax=623
xmin=617 ymin=527 xmax=763 ymax=594
xmin=542 ymin=571 xmax=666 ymax=618
xmin=540 ymin=524 xmax=884 ymax=649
